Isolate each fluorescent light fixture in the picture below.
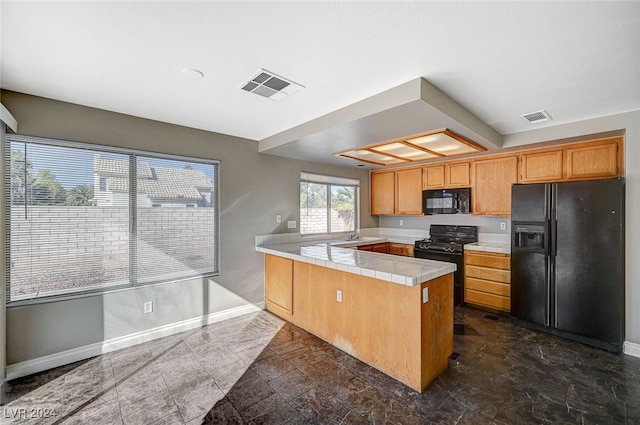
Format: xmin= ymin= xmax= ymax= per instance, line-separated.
xmin=334 ymin=129 xmax=485 ymax=166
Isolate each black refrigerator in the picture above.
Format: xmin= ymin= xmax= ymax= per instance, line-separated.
xmin=510 ymin=178 xmax=624 ymax=352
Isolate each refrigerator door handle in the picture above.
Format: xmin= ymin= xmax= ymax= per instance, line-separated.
xmin=552 ymin=219 xmax=558 ymax=258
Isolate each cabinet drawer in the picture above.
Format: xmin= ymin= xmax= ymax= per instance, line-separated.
xmin=466 ymin=265 xmax=510 ymax=284
xmin=465 ymin=289 xmax=510 ymax=312
xmin=465 ymin=252 xmax=510 ymax=269
xmin=466 ymin=277 xmax=510 ymax=297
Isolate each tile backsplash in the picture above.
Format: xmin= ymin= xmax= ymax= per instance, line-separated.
xmin=257 ymin=227 xmax=510 ymax=246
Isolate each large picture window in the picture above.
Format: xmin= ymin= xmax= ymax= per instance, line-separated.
xmin=300 ymin=172 xmax=358 ymax=235
xmin=4 ymin=135 xmax=219 ymax=304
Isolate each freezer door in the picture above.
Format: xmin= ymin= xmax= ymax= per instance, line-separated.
xmin=511 ymin=183 xmax=549 ymax=222
xmin=511 ymin=250 xmax=549 ymax=326
xmin=511 ymin=183 xmax=551 ymax=325
xmin=554 ymin=179 xmax=624 ymax=346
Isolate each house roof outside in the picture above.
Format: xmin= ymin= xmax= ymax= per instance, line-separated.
xmin=94 ymin=156 xmax=214 ymax=201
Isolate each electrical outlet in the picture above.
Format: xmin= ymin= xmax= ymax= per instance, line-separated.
xmin=276 ymin=214 xmax=282 ymax=224
xmin=287 ymin=220 xmax=296 ymax=229
xmin=422 ymin=288 xmax=429 ymax=304
xmin=500 ymin=222 xmax=507 ymax=231
xmin=144 ymin=301 xmax=153 ymax=314
xmin=400 ymin=219 xmax=404 ymax=226
xmin=337 ymin=290 xmax=343 ymax=303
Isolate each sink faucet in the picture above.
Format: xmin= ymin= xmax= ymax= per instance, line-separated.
xmin=348 ymin=232 xmax=360 ymax=241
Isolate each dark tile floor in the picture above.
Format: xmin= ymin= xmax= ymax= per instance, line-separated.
xmin=2 ymin=306 xmax=640 ymax=424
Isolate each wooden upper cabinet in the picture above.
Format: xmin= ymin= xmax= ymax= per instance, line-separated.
xmin=565 ymin=138 xmax=620 ymax=180
xmin=472 ymin=155 xmax=518 ymax=216
xmin=371 ymin=171 xmax=395 ymax=215
xmin=519 ymin=149 xmax=564 ymax=183
xmin=422 ymin=165 xmax=445 ymax=189
xmin=445 ymin=161 xmax=471 ymax=187
xmin=371 ymin=168 xmax=422 ymax=215
xmin=423 ymin=162 xmax=470 ymax=189
xmin=395 ymin=168 xmax=423 ymax=215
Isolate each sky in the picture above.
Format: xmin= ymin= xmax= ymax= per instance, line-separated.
xmin=12 ymin=142 xmax=216 ymax=189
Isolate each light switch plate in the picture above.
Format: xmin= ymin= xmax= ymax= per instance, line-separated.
xmin=422 ymin=288 xmax=428 ymax=304
xmin=337 ymin=290 xmax=343 ymax=303
xmin=276 ymin=214 xmax=282 ymax=224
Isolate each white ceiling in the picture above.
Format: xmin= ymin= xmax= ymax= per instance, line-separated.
xmin=2 ymin=1 xmax=639 ymax=167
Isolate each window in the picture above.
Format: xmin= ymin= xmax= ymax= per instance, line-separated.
xmin=4 ymin=134 xmax=219 ymax=304
xmin=300 ymin=172 xmax=359 ymax=235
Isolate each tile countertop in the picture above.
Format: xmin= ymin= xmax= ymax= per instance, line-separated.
xmin=256 ymin=241 xmax=456 ymax=287
xmin=464 ymin=242 xmax=511 ymax=254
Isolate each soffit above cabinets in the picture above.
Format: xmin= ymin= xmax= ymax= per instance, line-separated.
xmin=259 ymin=78 xmax=503 ymax=169
xmin=334 ymin=128 xmax=486 ymax=166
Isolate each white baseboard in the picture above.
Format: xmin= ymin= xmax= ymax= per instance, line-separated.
xmin=624 ymin=340 xmax=640 ymax=358
xmin=5 ymin=302 xmax=265 ymax=382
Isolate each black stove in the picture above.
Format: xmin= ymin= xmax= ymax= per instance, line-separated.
xmin=414 ymin=225 xmax=478 ymax=306
xmin=414 ymin=225 xmax=478 ymax=254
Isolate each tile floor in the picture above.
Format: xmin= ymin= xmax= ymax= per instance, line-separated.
xmin=2 ymin=306 xmax=640 ymax=424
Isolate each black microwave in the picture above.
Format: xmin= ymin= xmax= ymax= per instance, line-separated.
xmin=422 ymin=188 xmax=471 ymax=214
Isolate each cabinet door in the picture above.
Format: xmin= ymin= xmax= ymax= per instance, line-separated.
xmin=265 ymin=254 xmax=293 ymax=321
xmin=445 ymin=162 xmax=471 ymax=188
xmin=388 ymin=243 xmax=414 ymax=257
xmin=372 ymin=243 xmax=389 ymax=253
xmin=472 ymin=156 xmax=518 ymax=216
xmin=519 ymin=149 xmax=563 ymax=183
xmin=395 ymin=168 xmax=423 ymax=215
xmin=565 ymin=139 xmax=619 ymax=180
xmin=371 ymin=171 xmax=395 ymax=215
xmin=358 ymin=244 xmax=374 ymax=251
xmin=422 ymin=165 xmax=445 ymax=189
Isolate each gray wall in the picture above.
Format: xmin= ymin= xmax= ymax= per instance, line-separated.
xmin=1 ymin=91 xmax=376 ymax=364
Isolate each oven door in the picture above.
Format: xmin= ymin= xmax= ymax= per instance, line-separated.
xmin=414 ymin=249 xmax=465 ymax=306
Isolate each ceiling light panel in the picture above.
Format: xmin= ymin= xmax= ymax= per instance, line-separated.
xmin=372 ymin=142 xmax=438 ymax=160
xmin=339 ymin=150 xmax=408 ymax=166
xmin=407 ymin=133 xmax=478 ymax=155
xmin=334 ymin=129 xmax=486 ymax=166
xmin=238 ymin=68 xmax=304 ymax=101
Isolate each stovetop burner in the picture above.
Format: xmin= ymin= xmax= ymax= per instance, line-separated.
xmin=414 ymin=225 xmax=478 ymax=253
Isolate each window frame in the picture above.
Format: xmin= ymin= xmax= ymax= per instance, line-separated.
xmin=3 ymin=134 xmax=220 ymax=307
xmin=299 ymin=172 xmax=359 ymax=237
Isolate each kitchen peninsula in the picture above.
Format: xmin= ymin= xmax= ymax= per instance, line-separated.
xmin=256 ymin=239 xmax=456 ymax=392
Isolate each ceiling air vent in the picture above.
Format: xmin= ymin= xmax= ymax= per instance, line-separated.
xmin=238 ymin=69 xmax=304 ymax=101
xmin=520 ymin=109 xmax=552 ymax=124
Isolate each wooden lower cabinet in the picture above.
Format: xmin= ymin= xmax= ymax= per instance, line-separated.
xmin=264 ymin=254 xmax=454 ymax=392
xmin=293 ymin=261 xmax=453 ymax=392
xmin=265 ymin=254 xmax=294 ymax=321
xmin=358 ymin=242 xmax=414 ymax=256
xmin=387 ymin=242 xmax=415 ymax=257
xmin=357 ymin=242 xmax=388 ymax=252
xmin=464 ymin=251 xmax=511 ymax=312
